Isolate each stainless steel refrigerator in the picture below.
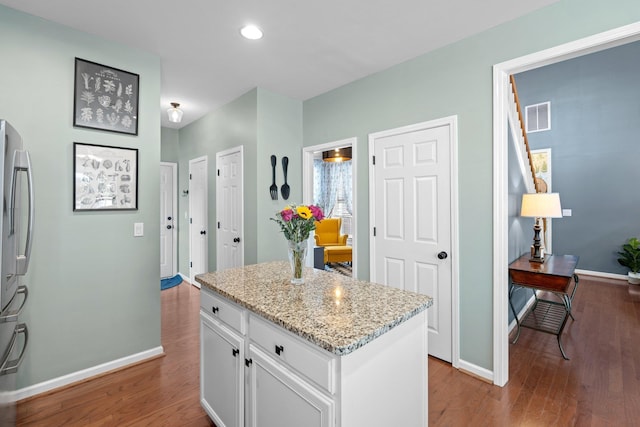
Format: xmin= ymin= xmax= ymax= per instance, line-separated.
xmin=0 ymin=120 xmax=33 ymax=426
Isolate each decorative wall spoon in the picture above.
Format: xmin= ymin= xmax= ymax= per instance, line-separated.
xmin=281 ymin=157 xmax=290 ymax=200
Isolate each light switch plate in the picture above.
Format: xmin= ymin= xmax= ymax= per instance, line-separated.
xmin=562 ymin=209 xmax=572 ymax=217
xmin=134 ymin=222 xmax=144 ymax=237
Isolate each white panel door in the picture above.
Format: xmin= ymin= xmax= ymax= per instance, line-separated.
xmin=160 ymin=162 xmax=176 ymax=278
xmin=216 ymin=148 xmax=244 ymax=271
xmin=371 ymin=121 xmax=453 ymax=362
xmin=189 ymin=156 xmax=208 ymax=286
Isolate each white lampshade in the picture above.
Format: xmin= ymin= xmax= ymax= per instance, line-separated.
xmin=167 ymin=102 xmax=183 ymax=123
xmin=520 ymin=193 xmax=563 ymax=218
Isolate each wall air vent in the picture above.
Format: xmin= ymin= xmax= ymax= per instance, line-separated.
xmin=525 ymin=101 xmax=551 ymax=133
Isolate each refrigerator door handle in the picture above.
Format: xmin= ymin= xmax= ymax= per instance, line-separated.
xmin=0 ymin=285 xmax=28 ymax=323
xmin=10 ymin=150 xmax=34 ymax=275
xmin=0 ymin=323 xmax=28 ymax=376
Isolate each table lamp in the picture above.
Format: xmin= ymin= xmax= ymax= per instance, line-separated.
xmin=520 ymin=193 xmax=563 ymax=262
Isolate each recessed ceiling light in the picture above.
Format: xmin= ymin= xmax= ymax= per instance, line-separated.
xmin=240 ymin=25 xmax=263 ymax=40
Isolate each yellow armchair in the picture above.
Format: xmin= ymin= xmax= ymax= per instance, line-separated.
xmin=314 ymin=218 xmax=348 ymax=247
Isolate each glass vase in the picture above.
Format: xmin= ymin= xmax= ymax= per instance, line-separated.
xmin=287 ymin=239 xmax=308 ymax=284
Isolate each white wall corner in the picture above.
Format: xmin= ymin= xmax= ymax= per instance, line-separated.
xmin=456 ymin=358 xmax=494 ymax=383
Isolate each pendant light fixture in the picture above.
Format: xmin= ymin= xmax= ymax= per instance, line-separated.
xmin=167 ymin=102 xmax=183 ymax=123
xmin=322 ymin=147 xmax=352 ymax=162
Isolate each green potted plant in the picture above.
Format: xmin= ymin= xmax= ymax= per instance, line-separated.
xmin=618 ymin=237 xmax=640 ymax=285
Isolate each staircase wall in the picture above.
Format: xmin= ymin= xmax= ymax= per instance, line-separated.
xmin=515 ymin=41 xmax=640 ymax=274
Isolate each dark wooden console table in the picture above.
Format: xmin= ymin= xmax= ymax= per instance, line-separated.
xmin=508 ymin=253 xmax=579 ymax=360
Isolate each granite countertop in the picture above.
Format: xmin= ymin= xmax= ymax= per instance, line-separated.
xmin=195 ymin=261 xmax=432 ymax=356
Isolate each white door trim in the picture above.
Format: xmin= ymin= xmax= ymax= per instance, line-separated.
xmin=492 ymin=21 xmax=640 ymax=387
xmin=368 ymin=116 xmax=460 ymax=369
xmin=189 ymin=155 xmax=208 ymax=288
xmin=302 ymin=137 xmax=357 ymax=276
xmin=160 ymin=161 xmax=178 ymax=277
xmin=216 ymin=145 xmax=245 ymax=270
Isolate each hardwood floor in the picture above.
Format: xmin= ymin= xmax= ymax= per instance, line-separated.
xmin=17 ymin=282 xmax=214 ymax=427
xmin=430 ymin=275 xmax=640 ymax=426
xmin=17 ymin=275 xmax=640 ymax=426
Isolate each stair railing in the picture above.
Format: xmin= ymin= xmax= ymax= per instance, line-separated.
xmin=509 ymin=75 xmax=541 ymax=194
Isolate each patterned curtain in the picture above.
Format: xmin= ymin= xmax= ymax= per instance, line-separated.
xmin=313 ymin=159 xmax=352 ymax=218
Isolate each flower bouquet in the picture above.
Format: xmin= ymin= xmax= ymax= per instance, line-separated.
xmin=272 ymin=204 xmax=324 ymax=284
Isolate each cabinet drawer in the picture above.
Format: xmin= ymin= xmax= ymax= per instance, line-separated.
xmin=249 ymin=314 xmax=335 ymax=394
xmin=201 ymin=289 xmax=245 ymax=335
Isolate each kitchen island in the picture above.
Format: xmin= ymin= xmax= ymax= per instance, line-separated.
xmin=196 ymin=261 xmax=432 ymax=427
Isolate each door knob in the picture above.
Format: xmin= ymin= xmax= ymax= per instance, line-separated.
xmin=233 ymin=237 xmax=241 ymax=243
xmin=167 ymin=216 xmax=172 ymax=221
xmin=166 ymin=225 xmax=172 ymax=229
xmin=200 ymin=230 xmax=207 ymax=235
xmin=437 ymin=251 xmax=448 ymax=260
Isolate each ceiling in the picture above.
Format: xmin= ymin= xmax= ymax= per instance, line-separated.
xmin=1 ymin=0 xmax=558 ymax=128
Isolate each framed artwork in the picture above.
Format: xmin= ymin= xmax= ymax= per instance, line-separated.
xmin=531 ymin=148 xmax=552 ymax=192
xmin=531 ymin=148 xmax=553 ymax=252
xmin=73 ymin=58 xmax=139 ymax=135
xmin=73 ymin=143 xmax=138 ymax=211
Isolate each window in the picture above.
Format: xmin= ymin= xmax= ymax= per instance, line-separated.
xmin=525 ymin=102 xmax=551 ymax=133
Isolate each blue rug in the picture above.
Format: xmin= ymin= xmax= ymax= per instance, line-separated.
xmin=161 ymin=274 xmax=183 ymax=290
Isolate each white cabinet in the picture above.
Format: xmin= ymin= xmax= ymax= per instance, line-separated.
xmin=200 ymin=289 xmax=334 ymax=427
xmin=200 ymin=312 xmax=244 ymax=427
xmin=249 ymin=314 xmax=335 ymax=393
xmin=200 ymin=287 xmax=428 ymax=427
xmin=200 ymin=288 xmax=245 ymax=427
xmin=247 ymin=344 xmax=335 ymax=427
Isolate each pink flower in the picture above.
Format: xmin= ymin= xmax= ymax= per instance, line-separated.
xmin=280 ymin=208 xmax=294 ymax=221
xmin=309 ymin=205 xmax=324 ymax=221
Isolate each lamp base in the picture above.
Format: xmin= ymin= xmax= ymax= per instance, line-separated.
xmin=529 ymin=245 xmax=545 ymax=263
xmin=529 ymin=221 xmax=546 ymax=263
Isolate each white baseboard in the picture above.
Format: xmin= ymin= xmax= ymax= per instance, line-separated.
xmin=508 ymin=293 xmax=536 ymax=333
xmin=456 ymin=358 xmax=494 ymax=383
xmin=178 ymin=272 xmax=190 ymax=284
xmin=15 ymin=346 xmax=164 ymax=401
xmin=182 ymin=272 xmax=201 ymax=288
xmin=456 ymin=293 xmax=535 ymax=384
xmin=575 ymin=269 xmax=627 ymax=282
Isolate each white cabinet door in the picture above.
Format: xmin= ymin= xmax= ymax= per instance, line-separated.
xmin=247 ymin=344 xmax=334 ymax=427
xmin=200 ymin=312 xmax=244 ymax=427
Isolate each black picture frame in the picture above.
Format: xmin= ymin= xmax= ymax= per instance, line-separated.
xmin=73 ymin=58 xmax=139 ymax=135
xmin=73 ymin=142 xmax=138 ymax=211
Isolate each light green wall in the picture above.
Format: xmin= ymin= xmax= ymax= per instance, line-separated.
xmin=176 ymin=89 xmax=259 ymax=274
xmin=302 ymin=0 xmax=640 ymax=371
xmin=161 ymin=127 xmax=179 ymax=162
xmin=256 ymin=89 xmax=303 ymax=262
xmin=174 ymin=88 xmax=302 ymax=273
xmin=0 ymin=6 xmax=162 ymax=388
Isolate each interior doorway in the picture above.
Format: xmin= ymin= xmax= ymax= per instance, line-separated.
xmin=492 ymin=22 xmax=640 ymax=386
xmin=160 ymin=162 xmax=177 ymax=278
xmin=369 ymin=117 xmax=459 ymax=365
xmin=216 ymin=146 xmax=244 ymax=271
xmin=302 ymin=138 xmax=357 ymax=277
xmin=189 ymin=156 xmax=208 ymax=288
